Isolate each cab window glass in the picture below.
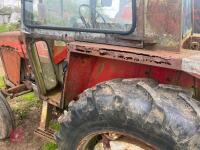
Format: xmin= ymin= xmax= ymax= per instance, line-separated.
xmin=24 ymin=0 xmax=135 ymax=33
xmin=182 ymin=0 xmax=192 ymax=37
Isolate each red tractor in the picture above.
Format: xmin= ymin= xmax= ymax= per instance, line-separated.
xmin=0 ymin=0 xmax=200 ymax=149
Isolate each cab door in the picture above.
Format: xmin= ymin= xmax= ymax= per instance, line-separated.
xmin=29 ymin=40 xmax=58 ymax=95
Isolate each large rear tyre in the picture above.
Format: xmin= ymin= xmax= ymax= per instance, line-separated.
xmin=56 ymin=79 xmax=200 ymax=150
xmin=0 ymin=93 xmax=15 ymax=139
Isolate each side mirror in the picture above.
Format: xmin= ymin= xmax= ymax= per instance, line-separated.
xmin=101 ymin=0 xmax=112 ymax=7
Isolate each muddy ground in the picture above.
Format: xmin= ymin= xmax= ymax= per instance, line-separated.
xmin=0 ymin=61 xmax=55 ymax=150
xmin=0 ymin=101 xmax=47 ymax=150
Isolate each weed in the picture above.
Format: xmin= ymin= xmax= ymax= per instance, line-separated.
xmin=11 ymin=92 xmax=40 ymax=122
xmin=50 ymin=121 xmax=60 ymax=132
xmin=20 ymin=92 xmax=37 ymax=102
xmin=15 ymin=109 xmax=28 ymax=120
xmin=19 ymin=92 xmax=40 ymax=107
xmin=0 ymin=76 xmax=5 ymax=88
xmin=42 ymin=142 xmax=58 ymax=150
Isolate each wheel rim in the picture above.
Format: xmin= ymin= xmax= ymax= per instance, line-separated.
xmin=77 ymin=131 xmax=157 ymax=150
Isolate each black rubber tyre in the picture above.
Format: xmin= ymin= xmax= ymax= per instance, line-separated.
xmin=56 ymin=78 xmax=200 ymax=150
xmin=0 ymin=93 xmax=15 ymax=139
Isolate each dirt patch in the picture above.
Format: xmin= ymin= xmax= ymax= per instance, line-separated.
xmin=0 ymin=61 xmax=58 ymax=150
xmin=0 ymin=93 xmax=49 ymax=150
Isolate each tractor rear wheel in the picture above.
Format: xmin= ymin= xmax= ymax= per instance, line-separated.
xmin=56 ymin=79 xmax=200 ymax=150
xmin=0 ymin=93 xmax=15 ymax=139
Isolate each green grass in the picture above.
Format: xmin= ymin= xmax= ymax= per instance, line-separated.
xmin=20 ymin=92 xmax=38 ymax=102
xmin=15 ymin=109 xmax=28 ymax=120
xmin=50 ymin=121 xmax=61 ymax=132
xmin=0 ymin=23 xmax=19 ymax=33
xmin=11 ymin=92 xmax=40 ymax=122
xmin=0 ymin=76 xmax=5 ymax=88
xmin=42 ymin=142 xmax=58 ymax=150
xmin=18 ymin=92 xmax=41 ymax=107
xmin=0 ymin=24 xmax=9 ymax=32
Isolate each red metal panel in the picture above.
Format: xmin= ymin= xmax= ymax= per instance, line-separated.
xmin=53 ymin=46 xmax=68 ymax=64
xmin=64 ymin=53 xmax=97 ymax=101
xmin=64 ymin=53 xmax=200 ymax=104
xmin=150 ymin=67 xmax=177 ymax=84
xmin=0 ymin=32 xmax=27 ymax=58
xmin=69 ymin=41 xmax=196 ymax=72
xmin=0 ymin=32 xmax=26 ymax=86
xmin=0 ymin=47 xmax=21 ymax=85
xmin=87 ymin=57 xmax=149 ymax=88
xmin=150 ymin=67 xmax=194 ymax=88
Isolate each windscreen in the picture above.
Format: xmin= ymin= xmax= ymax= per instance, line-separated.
xmin=23 ymin=0 xmax=135 ymax=34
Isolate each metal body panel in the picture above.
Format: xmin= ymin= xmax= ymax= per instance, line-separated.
xmin=0 ymin=32 xmax=26 ymax=85
xmin=0 ymin=47 xmax=21 ymax=85
xmin=0 ymin=32 xmax=27 ymax=58
xmin=69 ymin=41 xmax=200 ymax=75
xmin=52 ymin=46 xmax=68 ymax=64
xmin=64 ymin=52 xmax=200 ymax=105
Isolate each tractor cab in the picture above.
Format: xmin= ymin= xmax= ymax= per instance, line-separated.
xmin=22 ymin=0 xmax=137 ymax=108
xmin=21 ymin=0 xmax=200 ymax=108
xmin=22 ymin=0 xmax=196 ymax=50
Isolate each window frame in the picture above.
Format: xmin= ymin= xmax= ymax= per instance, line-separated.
xmin=23 ymin=0 xmax=137 ymax=35
xmin=182 ymin=0 xmax=193 ymax=38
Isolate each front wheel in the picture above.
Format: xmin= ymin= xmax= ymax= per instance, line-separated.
xmin=56 ymin=79 xmax=200 ymax=150
xmin=0 ymin=92 xmax=15 ymax=139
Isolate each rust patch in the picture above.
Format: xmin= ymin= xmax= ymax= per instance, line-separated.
xmin=69 ymin=41 xmax=200 ymax=78
xmin=69 ymin=42 xmax=183 ymax=71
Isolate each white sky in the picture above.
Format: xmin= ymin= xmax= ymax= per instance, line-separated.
xmin=0 ymin=0 xmax=21 ymax=8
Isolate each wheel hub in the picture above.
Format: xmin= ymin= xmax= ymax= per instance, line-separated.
xmin=77 ymin=131 xmax=155 ymax=150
